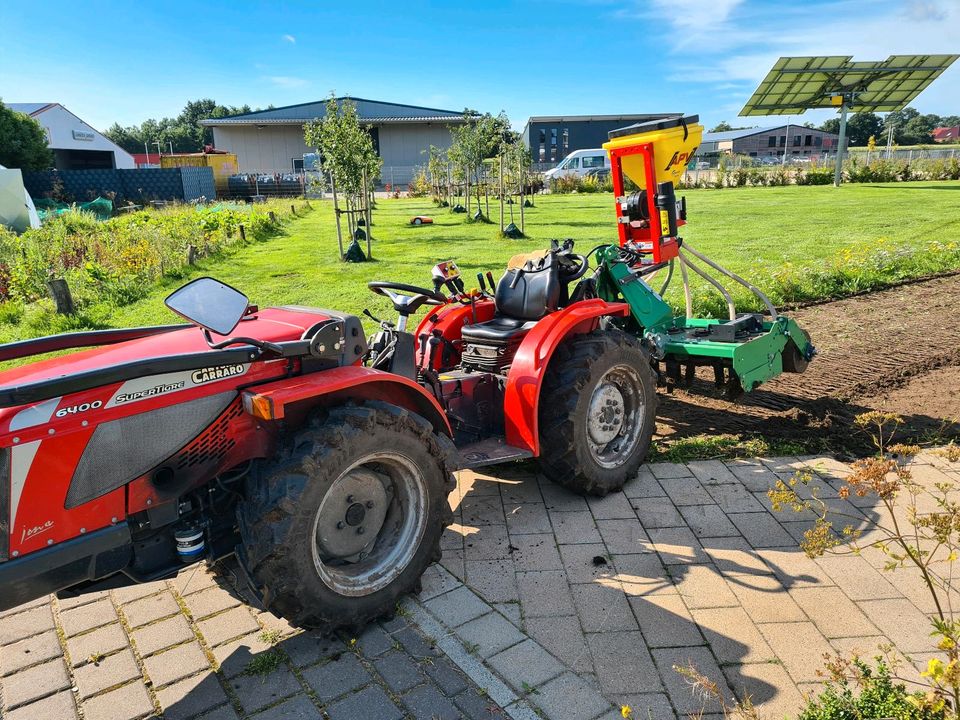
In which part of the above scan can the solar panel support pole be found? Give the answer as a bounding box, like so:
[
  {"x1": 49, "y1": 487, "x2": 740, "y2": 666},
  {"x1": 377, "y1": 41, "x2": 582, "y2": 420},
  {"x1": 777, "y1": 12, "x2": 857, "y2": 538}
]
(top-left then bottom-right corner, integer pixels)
[{"x1": 833, "y1": 96, "x2": 851, "y2": 187}]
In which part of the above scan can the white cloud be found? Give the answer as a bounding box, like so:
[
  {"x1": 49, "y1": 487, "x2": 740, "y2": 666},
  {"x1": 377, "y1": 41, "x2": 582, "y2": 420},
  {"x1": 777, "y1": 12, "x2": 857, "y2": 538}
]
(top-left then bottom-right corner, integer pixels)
[
  {"x1": 266, "y1": 76, "x2": 308, "y2": 88},
  {"x1": 282, "y1": 34, "x2": 296, "y2": 44},
  {"x1": 905, "y1": 0, "x2": 946, "y2": 21},
  {"x1": 643, "y1": 0, "x2": 960, "y2": 116}
]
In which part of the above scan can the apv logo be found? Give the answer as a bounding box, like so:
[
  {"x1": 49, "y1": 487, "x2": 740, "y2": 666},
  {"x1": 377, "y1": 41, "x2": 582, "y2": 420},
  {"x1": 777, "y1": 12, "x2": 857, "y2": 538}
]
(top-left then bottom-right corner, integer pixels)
[
  {"x1": 664, "y1": 145, "x2": 699, "y2": 171},
  {"x1": 21, "y1": 520, "x2": 54, "y2": 543}
]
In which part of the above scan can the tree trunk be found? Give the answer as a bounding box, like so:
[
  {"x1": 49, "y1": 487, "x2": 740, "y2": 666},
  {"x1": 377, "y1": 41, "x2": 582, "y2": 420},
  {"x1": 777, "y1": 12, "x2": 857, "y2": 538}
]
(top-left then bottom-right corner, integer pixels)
[{"x1": 46, "y1": 278, "x2": 74, "y2": 315}]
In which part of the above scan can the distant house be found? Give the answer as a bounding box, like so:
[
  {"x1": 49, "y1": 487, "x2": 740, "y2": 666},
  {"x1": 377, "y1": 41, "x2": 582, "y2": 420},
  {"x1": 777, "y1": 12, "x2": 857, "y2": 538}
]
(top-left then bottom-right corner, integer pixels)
[
  {"x1": 521, "y1": 114, "x2": 662, "y2": 165},
  {"x1": 6, "y1": 103, "x2": 135, "y2": 170},
  {"x1": 200, "y1": 97, "x2": 469, "y2": 186},
  {"x1": 698, "y1": 125, "x2": 842, "y2": 158},
  {"x1": 933, "y1": 126, "x2": 959, "y2": 142}
]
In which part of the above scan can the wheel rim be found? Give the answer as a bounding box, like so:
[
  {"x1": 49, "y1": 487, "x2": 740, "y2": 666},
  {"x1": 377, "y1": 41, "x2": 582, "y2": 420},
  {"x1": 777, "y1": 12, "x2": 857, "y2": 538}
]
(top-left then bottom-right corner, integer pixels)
[
  {"x1": 311, "y1": 452, "x2": 428, "y2": 597},
  {"x1": 585, "y1": 364, "x2": 646, "y2": 469}
]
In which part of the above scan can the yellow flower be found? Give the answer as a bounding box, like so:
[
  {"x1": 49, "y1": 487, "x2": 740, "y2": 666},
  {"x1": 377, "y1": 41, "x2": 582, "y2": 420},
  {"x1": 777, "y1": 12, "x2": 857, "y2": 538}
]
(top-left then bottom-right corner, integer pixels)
[
  {"x1": 620, "y1": 705, "x2": 633, "y2": 719},
  {"x1": 922, "y1": 657, "x2": 945, "y2": 681}
]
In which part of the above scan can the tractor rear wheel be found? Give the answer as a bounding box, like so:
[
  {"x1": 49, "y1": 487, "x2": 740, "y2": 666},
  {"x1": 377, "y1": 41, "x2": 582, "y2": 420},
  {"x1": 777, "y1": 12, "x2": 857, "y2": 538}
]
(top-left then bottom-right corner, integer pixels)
[
  {"x1": 238, "y1": 401, "x2": 455, "y2": 632},
  {"x1": 538, "y1": 330, "x2": 657, "y2": 496}
]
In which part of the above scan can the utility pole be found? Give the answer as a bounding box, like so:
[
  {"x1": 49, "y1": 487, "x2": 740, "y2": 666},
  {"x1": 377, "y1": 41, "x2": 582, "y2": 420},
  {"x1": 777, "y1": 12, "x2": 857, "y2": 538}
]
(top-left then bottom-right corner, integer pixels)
[
  {"x1": 833, "y1": 94, "x2": 852, "y2": 187},
  {"x1": 143, "y1": 141, "x2": 150, "y2": 165},
  {"x1": 782, "y1": 120, "x2": 791, "y2": 166}
]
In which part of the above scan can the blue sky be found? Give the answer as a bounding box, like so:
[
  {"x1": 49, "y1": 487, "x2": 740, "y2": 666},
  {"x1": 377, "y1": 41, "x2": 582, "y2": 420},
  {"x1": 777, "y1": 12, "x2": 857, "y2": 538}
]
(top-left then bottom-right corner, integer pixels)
[{"x1": 2, "y1": 0, "x2": 958, "y2": 133}]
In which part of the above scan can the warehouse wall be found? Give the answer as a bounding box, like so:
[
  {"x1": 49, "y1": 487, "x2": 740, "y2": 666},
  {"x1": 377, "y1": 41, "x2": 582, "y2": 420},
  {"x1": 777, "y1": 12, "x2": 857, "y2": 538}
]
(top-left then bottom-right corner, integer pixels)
[
  {"x1": 212, "y1": 122, "x2": 457, "y2": 186},
  {"x1": 212, "y1": 126, "x2": 311, "y2": 173}
]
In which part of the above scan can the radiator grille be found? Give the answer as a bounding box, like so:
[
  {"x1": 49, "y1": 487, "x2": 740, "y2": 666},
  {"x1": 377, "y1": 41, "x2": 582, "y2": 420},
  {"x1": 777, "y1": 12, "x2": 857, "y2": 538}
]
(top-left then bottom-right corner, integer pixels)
[{"x1": 175, "y1": 401, "x2": 243, "y2": 470}]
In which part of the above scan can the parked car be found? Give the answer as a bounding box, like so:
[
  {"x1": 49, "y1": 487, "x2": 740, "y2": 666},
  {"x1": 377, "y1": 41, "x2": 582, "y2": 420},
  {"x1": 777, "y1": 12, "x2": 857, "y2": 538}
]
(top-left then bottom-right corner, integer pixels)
[
  {"x1": 543, "y1": 149, "x2": 608, "y2": 183},
  {"x1": 582, "y1": 167, "x2": 610, "y2": 180}
]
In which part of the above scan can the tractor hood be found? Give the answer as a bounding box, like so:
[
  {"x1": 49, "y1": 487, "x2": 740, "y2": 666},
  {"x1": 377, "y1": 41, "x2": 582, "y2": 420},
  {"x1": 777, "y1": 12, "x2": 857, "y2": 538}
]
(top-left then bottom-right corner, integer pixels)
[{"x1": 0, "y1": 306, "x2": 339, "y2": 394}]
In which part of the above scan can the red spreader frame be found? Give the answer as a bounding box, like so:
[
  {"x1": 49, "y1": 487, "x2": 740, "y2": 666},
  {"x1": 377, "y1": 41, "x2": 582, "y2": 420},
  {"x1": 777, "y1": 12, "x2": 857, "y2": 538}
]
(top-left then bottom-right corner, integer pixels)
[{"x1": 609, "y1": 142, "x2": 685, "y2": 265}]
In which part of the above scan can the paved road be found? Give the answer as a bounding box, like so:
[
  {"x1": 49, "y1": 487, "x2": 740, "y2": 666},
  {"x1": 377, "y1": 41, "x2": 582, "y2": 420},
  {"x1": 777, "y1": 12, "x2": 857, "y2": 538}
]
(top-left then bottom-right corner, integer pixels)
[{"x1": 1, "y1": 451, "x2": 957, "y2": 719}]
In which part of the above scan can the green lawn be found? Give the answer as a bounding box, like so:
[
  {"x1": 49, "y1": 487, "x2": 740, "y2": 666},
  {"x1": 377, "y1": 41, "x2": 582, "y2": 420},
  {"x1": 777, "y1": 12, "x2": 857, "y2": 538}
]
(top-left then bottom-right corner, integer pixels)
[{"x1": 4, "y1": 181, "x2": 960, "y2": 341}]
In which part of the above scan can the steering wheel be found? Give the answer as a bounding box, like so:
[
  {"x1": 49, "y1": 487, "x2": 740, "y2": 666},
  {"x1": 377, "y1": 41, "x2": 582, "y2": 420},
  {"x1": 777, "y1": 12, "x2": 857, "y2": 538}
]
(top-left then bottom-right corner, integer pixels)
[
  {"x1": 367, "y1": 281, "x2": 447, "y2": 317},
  {"x1": 558, "y1": 253, "x2": 589, "y2": 282}
]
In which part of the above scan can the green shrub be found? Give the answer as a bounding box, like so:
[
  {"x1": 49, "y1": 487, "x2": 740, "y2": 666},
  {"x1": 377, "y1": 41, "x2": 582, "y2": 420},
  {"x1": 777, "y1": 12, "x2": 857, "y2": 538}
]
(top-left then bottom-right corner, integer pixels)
[
  {"x1": 0, "y1": 200, "x2": 306, "y2": 312},
  {"x1": 797, "y1": 658, "x2": 943, "y2": 720},
  {"x1": 407, "y1": 167, "x2": 431, "y2": 197}
]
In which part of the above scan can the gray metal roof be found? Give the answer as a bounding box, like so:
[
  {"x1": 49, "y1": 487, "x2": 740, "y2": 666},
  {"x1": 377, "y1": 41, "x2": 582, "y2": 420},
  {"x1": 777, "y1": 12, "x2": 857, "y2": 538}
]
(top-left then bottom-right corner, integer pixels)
[
  {"x1": 525, "y1": 113, "x2": 661, "y2": 124},
  {"x1": 6, "y1": 103, "x2": 55, "y2": 116},
  {"x1": 202, "y1": 96, "x2": 466, "y2": 126},
  {"x1": 702, "y1": 125, "x2": 838, "y2": 143}
]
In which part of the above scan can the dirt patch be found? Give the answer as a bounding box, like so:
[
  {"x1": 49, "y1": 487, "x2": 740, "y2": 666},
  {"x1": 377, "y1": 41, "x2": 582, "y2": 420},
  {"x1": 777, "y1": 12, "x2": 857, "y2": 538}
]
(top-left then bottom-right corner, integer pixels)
[
  {"x1": 863, "y1": 365, "x2": 960, "y2": 422},
  {"x1": 655, "y1": 275, "x2": 960, "y2": 454}
]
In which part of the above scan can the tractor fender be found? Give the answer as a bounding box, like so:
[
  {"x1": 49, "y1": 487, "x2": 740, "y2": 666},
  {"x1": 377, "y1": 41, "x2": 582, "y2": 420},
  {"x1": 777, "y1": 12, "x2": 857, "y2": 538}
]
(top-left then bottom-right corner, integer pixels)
[
  {"x1": 242, "y1": 366, "x2": 452, "y2": 437},
  {"x1": 504, "y1": 299, "x2": 631, "y2": 454}
]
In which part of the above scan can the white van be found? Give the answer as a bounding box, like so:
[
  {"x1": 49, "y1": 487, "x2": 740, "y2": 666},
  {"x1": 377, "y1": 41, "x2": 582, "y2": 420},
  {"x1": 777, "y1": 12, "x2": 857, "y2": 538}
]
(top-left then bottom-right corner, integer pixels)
[{"x1": 543, "y1": 149, "x2": 607, "y2": 182}]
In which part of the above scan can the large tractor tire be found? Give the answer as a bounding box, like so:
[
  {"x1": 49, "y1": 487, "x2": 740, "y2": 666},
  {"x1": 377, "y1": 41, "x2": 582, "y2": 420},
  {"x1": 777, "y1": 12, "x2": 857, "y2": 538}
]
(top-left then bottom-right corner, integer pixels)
[
  {"x1": 538, "y1": 329, "x2": 657, "y2": 496},
  {"x1": 238, "y1": 401, "x2": 455, "y2": 632}
]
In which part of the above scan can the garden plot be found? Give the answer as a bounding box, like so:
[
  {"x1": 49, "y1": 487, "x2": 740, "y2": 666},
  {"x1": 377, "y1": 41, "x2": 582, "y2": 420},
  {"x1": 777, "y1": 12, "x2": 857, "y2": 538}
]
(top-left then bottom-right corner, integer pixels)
[{"x1": 657, "y1": 272, "x2": 960, "y2": 454}]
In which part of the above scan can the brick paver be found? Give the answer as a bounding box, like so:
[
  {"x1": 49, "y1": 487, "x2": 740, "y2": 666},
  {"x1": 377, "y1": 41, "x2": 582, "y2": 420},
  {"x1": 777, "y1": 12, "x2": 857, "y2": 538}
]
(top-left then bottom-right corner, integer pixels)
[{"x1": 1, "y1": 450, "x2": 955, "y2": 720}]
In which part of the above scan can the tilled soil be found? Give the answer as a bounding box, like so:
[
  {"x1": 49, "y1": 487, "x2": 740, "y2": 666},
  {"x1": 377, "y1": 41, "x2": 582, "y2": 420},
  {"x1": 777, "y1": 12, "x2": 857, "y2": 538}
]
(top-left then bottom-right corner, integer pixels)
[{"x1": 655, "y1": 275, "x2": 960, "y2": 454}]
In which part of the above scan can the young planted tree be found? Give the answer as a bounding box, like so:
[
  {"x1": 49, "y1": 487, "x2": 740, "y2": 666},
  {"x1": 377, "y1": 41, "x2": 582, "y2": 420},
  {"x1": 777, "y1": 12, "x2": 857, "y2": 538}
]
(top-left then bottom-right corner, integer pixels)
[
  {"x1": 426, "y1": 145, "x2": 448, "y2": 206},
  {"x1": 447, "y1": 111, "x2": 509, "y2": 223},
  {"x1": 304, "y1": 96, "x2": 382, "y2": 260}
]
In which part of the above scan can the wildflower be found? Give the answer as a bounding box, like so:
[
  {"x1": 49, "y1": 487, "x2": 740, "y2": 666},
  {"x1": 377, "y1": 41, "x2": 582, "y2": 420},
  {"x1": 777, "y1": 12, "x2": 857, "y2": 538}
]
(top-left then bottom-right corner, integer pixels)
[{"x1": 620, "y1": 705, "x2": 633, "y2": 718}]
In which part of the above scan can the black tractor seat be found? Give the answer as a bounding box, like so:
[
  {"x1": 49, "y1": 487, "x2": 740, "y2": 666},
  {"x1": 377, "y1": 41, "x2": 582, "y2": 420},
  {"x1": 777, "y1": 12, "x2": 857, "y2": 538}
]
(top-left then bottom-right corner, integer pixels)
[
  {"x1": 459, "y1": 317, "x2": 538, "y2": 343},
  {"x1": 461, "y1": 253, "x2": 561, "y2": 345}
]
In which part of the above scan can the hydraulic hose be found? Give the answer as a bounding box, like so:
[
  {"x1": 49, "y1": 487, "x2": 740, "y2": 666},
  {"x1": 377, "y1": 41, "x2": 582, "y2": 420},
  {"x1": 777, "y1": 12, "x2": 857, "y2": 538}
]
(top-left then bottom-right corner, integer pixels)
[
  {"x1": 679, "y1": 251, "x2": 737, "y2": 321},
  {"x1": 682, "y1": 242, "x2": 778, "y2": 319},
  {"x1": 678, "y1": 254, "x2": 693, "y2": 319},
  {"x1": 659, "y1": 259, "x2": 674, "y2": 297}
]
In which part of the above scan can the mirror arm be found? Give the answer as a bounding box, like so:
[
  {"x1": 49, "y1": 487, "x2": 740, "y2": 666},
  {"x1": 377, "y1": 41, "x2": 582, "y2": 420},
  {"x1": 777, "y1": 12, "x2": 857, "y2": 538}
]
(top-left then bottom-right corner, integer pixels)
[{"x1": 202, "y1": 329, "x2": 275, "y2": 356}]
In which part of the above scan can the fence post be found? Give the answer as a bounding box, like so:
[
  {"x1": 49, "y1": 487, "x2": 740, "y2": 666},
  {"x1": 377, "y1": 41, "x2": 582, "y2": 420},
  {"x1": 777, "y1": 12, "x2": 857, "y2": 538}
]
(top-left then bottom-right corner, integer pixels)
[
  {"x1": 499, "y1": 154, "x2": 504, "y2": 234},
  {"x1": 239, "y1": 224, "x2": 246, "y2": 242},
  {"x1": 268, "y1": 211, "x2": 277, "y2": 223},
  {"x1": 331, "y1": 173, "x2": 344, "y2": 260},
  {"x1": 187, "y1": 244, "x2": 198, "y2": 265},
  {"x1": 362, "y1": 167, "x2": 372, "y2": 259},
  {"x1": 46, "y1": 277, "x2": 74, "y2": 315},
  {"x1": 518, "y1": 157, "x2": 525, "y2": 234}
]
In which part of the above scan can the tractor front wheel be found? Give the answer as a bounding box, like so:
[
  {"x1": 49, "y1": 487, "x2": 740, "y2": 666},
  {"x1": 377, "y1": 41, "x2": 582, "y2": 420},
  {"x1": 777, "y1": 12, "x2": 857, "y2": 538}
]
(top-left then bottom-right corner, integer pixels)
[
  {"x1": 238, "y1": 402, "x2": 455, "y2": 632},
  {"x1": 538, "y1": 330, "x2": 657, "y2": 496}
]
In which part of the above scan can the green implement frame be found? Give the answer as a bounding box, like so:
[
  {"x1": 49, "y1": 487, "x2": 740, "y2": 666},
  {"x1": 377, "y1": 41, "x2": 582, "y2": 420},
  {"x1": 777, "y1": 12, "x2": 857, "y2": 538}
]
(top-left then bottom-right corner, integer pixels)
[{"x1": 595, "y1": 245, "x2": 814, "y2": 392}]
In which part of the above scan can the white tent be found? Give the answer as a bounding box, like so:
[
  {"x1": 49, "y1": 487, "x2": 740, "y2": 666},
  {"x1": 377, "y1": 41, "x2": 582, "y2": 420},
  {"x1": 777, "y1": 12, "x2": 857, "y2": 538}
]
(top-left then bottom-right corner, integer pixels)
[{"x1": 0, "y1": 164, "x2": 41, "y2": 233}]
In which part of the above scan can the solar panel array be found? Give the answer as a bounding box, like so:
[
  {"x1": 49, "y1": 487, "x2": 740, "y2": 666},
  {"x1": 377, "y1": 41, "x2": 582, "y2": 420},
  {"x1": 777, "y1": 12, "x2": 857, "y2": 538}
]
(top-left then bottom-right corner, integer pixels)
[{"x1": 741, "y1": 55, "x2": 958, "y2": 116}]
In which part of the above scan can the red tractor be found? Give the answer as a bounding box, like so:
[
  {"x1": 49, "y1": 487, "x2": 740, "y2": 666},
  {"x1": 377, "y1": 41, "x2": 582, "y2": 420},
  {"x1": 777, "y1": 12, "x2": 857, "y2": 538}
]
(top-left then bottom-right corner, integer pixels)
[{"x1": 0, "y1": 115, "x2": 812, "y2": 631}]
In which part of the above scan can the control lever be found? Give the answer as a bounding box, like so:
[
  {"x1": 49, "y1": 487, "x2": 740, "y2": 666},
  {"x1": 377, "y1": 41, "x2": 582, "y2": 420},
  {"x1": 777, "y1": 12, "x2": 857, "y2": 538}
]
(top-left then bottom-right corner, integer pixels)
[
  {"x1": 486, "y1": 271, "x2": 496, "y2": 292},
  {"x1": 509, "y1": 268, "x2": 524, "y2": 289},
  {"x1": 417, "y1": 333, "x2": 429, "y2": 367},
  {"x1": 363, "y1": 308, "x2": 392, "y2": 328},
  {"x1": 477, "y1": 272, "x2": 487, "y2": 293}
]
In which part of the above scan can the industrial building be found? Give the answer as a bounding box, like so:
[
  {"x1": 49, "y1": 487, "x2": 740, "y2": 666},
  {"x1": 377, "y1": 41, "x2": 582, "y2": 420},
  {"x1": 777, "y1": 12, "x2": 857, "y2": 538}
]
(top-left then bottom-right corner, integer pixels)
[
  {"x1": 698, "y1": 125, "x2": 842, "y2": 159},
  {"x1": 7, "y1": 103, "x2": 135, "y2": 170},
  {"x1": 201, "y1": 97, "x2": 467, "y2": 186},
  {"x1": 521, "y1": 114, "x2": 663, "y2": 165}
]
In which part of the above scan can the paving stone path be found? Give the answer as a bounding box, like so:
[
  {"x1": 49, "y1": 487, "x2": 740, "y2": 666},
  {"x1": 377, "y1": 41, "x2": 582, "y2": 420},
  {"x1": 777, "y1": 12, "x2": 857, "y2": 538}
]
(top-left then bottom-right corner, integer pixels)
[{"x1": 1, "y1": 450, "x2": 957, "y2": 719}]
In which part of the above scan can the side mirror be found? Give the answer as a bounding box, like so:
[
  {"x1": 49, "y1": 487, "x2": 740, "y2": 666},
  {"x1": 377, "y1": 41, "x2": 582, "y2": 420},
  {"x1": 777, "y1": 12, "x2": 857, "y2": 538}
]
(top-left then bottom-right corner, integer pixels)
[{"x1": 165, "y1": 277, "x2": 249, "y2": 336}]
